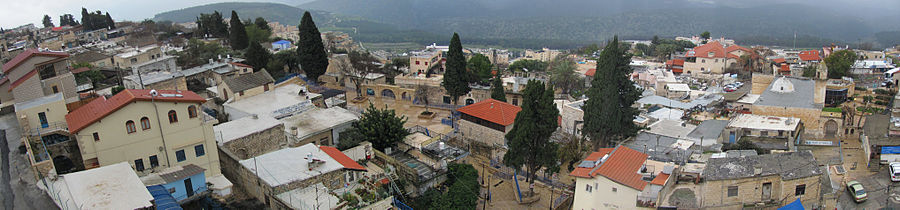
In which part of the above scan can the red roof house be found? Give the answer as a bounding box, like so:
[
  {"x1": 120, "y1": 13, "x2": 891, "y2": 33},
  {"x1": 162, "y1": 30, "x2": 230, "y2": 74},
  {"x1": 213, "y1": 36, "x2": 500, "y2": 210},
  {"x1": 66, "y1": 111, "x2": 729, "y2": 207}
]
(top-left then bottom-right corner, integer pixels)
[
  {"x1": 569, "y1": 146, "x2": 649, "y2": 190},
  {"x1": 585, "y1": 69, "x2": 597, "y2": 77},
  {"x1": 799, "y1": 50, "x2": 822, "y2": 61},
  {"x1": 319, "y1": 146, "x2": 367, "y2": 171},
  {"x1": 457, "y1": 98, "x2": 522, "y2": 126},
  {"x1": 65, "y1": 89, "x2": 206, "y2": 133}
]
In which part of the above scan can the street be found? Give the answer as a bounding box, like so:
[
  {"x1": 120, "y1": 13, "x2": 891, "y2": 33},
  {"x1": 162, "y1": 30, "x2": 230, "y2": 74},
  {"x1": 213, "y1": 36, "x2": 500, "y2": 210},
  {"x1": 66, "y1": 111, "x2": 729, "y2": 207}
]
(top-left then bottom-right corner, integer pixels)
[{"x1": 839, "y1": 165, "x2": 900, "y2": 209}]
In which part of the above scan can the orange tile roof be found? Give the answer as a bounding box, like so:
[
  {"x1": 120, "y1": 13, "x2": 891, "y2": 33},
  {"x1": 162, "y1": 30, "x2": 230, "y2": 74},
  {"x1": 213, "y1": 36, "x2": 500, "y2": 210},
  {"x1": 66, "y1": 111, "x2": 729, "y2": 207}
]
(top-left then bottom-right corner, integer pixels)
[
  {"x1": 457, "y1": 99, "x2": 522, "y2": 126},
  {"x1": 780, "y1": 64, "x2": 790, "y2": 72},
  {"x1": 65, "y1": 89, "x2": 206, "y2": 134},
  {"x1": 666, "y1": 59, "x2": 684, "y2": 66},
  {"x1": 687, "y1": 42, "x2": 726, "y2": 58},
  {"x1": 799, "y1": 50, "x2": 822, "y2": 61},
  {"x1": 72, "y1": 67, "x2": 91, "y2": 74},
  {"x1": 672, "y1": 67, "x2": 683, "y2": 73},
  {"x1": 569, "y1": 146, "x2": 648, "y2": 190},
  {"x1": 650, "y1": 172, "x2": 670, "y2": 186},
  {"x1": 772, "y1": 58, "x2": 786, "y2": 63},
  {"x1": 2, "y1": 49, "x2": 69, "y2": 74},
  {"x1": 585, "y1": 69, "x2": 596, "y2": 77},
  {"x1": 319, "y1": 146, "x2": 367, "y2": 171},
  {"x1": 229, "y1": 62, "x2": 253, "y2": 68}
]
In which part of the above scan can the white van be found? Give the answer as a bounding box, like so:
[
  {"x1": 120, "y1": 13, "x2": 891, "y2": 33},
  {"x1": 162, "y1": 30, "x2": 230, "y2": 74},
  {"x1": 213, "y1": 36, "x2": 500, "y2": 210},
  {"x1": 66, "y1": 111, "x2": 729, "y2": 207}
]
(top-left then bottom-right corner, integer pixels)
[{"x1": 890, "y1": 162, "x2": 900, "y2": 182}]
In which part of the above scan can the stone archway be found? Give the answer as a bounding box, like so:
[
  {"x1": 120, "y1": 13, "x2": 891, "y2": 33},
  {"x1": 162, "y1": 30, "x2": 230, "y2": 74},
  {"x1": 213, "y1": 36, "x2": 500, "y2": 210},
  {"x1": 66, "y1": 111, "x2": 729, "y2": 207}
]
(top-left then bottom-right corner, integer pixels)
[
  {"x1": 825, "y1": 120, "x2": 838, "y2": 138},
  {"x1": 465, "y1": 98, "x2": 475, "y2": 105},
  {"x1": 381, "y1": 89, "x2": 396, "y2": 99},
  {"x1": 401, "y1": 92, "x2": 410, "y2": 100}
]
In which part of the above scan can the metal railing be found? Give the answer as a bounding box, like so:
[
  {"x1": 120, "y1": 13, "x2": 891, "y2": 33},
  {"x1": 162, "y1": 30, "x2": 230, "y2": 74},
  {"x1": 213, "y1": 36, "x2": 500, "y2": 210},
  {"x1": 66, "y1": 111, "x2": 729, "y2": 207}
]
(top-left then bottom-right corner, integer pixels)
[{"x1": 22, "y1": 121, "x2": 69, "y2": 137}]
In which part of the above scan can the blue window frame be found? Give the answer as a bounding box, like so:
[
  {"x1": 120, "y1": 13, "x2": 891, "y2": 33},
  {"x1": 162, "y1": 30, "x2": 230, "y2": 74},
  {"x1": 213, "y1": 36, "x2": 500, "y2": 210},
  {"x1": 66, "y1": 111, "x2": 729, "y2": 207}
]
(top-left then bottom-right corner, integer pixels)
[
  {"x1": 176, "y1": 150, "x2": 186, "y2": 162},
  {"x1": 194, "y1": 144, "x2": 205, "y2": 157}
]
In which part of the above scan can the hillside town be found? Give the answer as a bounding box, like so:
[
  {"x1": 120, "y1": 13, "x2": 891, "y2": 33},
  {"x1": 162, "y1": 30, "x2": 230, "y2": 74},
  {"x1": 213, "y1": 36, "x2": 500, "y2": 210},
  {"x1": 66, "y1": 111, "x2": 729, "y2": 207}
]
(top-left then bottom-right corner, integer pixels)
[{"x1": 1, "y1": 7, "x2": 900, "y2": 210}]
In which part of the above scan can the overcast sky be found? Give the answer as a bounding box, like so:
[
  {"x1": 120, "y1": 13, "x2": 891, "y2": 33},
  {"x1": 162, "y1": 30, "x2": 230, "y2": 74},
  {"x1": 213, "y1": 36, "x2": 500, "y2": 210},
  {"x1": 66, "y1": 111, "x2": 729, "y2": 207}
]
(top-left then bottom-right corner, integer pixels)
[{"x1": 0, "y1": 0, "x2": 310, "y2": 29}]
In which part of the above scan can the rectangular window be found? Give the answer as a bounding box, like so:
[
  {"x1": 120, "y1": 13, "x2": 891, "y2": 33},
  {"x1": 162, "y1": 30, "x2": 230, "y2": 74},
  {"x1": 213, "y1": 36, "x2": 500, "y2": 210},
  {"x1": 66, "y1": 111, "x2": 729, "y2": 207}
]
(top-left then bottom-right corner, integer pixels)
[
  {"x1": 760, "y1": 131, "x2": 768, "y2": 136},
  {"x1": 512, "y1": 98, "x2": 519, "y2": 106},
  {"x1": 612, "y1": 187, "x2": 617, "y2": 192},
  {"x1": 264, "y1": 84, "x2": 269, "y2": 91},
  {"x1": 92, "y1": 132, "x2": 100, "y2": 141},
  {"x1": 727, "y1": 186, "x2": 738, "y2": 197},
  {"x1": 194, "y1": 144, "x2": 205, "y2": 157},
  {"x1": 149, "y1": 155, "x2": 159, "y2": 168},
  {"x1": 176, "y1": 150, "x2": 186, "y2": 162},
  {"x1": 795, "y1": 184, "x2": 806, "y2": 196},
  {"x1": 415, "y1": 61, "x2": 420, "y2": 65},
  {"x1": 51, "y1": 86, "x2": 59, "y2": 93},
  {"x1": 585, "y1": 184, "x2": 591, "y2": 192},
  {"x1": 134, "y1": 159, "x2": 144, "y2": 171}
]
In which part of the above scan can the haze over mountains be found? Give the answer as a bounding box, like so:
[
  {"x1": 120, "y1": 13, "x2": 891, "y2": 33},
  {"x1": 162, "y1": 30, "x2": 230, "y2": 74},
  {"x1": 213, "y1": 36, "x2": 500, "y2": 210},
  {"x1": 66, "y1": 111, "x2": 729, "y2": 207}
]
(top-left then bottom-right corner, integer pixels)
[{"x1": 154, "y1": 0, "x2": 900, "y2": 48}]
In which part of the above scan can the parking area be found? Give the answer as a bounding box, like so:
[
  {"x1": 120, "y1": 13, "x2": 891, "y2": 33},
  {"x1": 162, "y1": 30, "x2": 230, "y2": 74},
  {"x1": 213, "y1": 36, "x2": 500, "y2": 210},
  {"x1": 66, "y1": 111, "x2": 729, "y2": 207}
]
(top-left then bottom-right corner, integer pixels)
[{"x1": 839, "y1": 165, "x2": 900, "y2": 209}]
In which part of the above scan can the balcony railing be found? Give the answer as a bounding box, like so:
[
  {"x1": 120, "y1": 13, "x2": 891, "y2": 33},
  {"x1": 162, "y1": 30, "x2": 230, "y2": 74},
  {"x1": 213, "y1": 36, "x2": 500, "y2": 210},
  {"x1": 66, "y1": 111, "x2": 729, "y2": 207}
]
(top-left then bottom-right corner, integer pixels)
[{"x1": 22, "y1": 121, "x2": 69, "y2": 137}]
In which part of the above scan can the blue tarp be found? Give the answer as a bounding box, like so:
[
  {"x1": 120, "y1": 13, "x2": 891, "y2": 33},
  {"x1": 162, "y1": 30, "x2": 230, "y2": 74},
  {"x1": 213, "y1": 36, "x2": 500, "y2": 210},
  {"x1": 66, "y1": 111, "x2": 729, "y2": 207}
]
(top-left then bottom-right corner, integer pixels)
[
  {"x1": 147, "y1": 185, "x2": 183, "y2": 210},
  {"x1": 778, "y1": 198, "x2": 804, "y2": 210},
  {"x1": 883, "y1": 146, "x2": 900, "y2": 154},
  {"x1": 273, "y1": 40, "x2": 291, "y2": 45}
]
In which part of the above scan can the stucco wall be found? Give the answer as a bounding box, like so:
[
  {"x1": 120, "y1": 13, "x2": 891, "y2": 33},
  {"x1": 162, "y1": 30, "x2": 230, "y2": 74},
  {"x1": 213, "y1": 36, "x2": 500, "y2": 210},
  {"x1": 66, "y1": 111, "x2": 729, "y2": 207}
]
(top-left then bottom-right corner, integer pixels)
[{"x1": 572, "y1": 176, "x2": 642, "y2": 210}]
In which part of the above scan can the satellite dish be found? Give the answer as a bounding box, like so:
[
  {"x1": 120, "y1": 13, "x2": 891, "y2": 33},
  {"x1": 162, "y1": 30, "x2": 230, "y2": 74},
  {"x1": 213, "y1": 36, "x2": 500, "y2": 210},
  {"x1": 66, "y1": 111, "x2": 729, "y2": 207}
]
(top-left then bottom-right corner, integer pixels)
[{"x1": 149, "y1": 89, "x2": 159, "y2": 97}]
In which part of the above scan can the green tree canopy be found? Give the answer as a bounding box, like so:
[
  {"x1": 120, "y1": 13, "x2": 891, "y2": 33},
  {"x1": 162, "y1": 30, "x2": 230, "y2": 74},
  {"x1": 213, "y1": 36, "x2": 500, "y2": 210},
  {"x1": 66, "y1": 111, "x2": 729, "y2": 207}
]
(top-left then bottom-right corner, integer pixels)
[
  {"x1": 549, "y1": 55, "x2": 580, "y2": 94},
  {"x1": 344, "y1": 103, "x2": 410, "y2": 151},
  {"x1": 825, "y1": 50, "x2": 857, "y2": 79},
  {"x1": 245, "y1": 24, "x2": 272, "y2": 44},
  {"x1": 701, "y1": 31, "x2": 711, "y2": 40},
  {"x1": 467, "y1": 53, "x2": 492, "y2": 83},
  {"x1": 195, "y1": 11, "x2": 228, "y2": 38},
  {"x1": 490, "y1": 71, "x2": 507, "y2": 102},
  {"x1": 59, "y1": 14, "x2": 78, "y2": 26},
  {"x1": 503, "y1": 80, "x2": 560, "y2": 195},
  {"x1": 228, "y1": 11, "x2": 249, "y2": 50},
  {"x1": 441, "y1": 33, "x2": 471, "y2": 105},
  {"x1": 254, "y1": 17, "x2": 271, "y2": 32},
  {"x1": 80, "y1": 8, "x2": 114, "y2": 31},
  {"x1": 175, "y1": 38, "x2": 232, "y2": 68},
  {"x1": 582, "y1": 36, "x2": 642, "y2": 150},
  {"x1": 802, "y1": 65, "x2": 817, "y2": 78},
  {"x1": 508, "y1": 59, "x2": 548, "y2": 72},
  {"x1": 245, "y1": 41, "x2": 271, "y2": 70},
  {"x1": 297, "y1": 11, "x2": 329, "y2": 83},
  {"x1": 42, "y1": 15, "x2": 54, "y2": 28}
]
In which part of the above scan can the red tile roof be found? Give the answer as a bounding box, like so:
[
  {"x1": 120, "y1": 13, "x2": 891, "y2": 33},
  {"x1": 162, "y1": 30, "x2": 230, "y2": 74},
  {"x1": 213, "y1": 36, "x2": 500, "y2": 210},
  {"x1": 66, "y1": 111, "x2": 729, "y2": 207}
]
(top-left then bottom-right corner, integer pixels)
[
  {"x1": 2, "y1": 49, "x2": 69, "y2": 74},
  {"x1": 72, "y1": 67, "x2": 91, "y2": 74},
  {"x1": 457, "y1": 99, "x2": 522, "y2": 126},
  {"x1": 772, "y1": 58, "x2": 786, "y2": 64},
  {"x1": 650, "y1": 172, "x2": 670, "y2": 186},
  {"x1": 229, "y1": 62, "x2": 252, "y2": 68},
  {"x1": 319, "y1": 146, "x2": 367, "y2": 171},
  {"x1": 585, "y1": 69, "x2": 596, "y2": 77},
  {"x1": 569, "y1": 146, "x2": 648, "y2": 190},
  {"x1": 799, "y1": 50, "x2": 822, "y2": 61},
  {"x1": 0, "y1": 77, "x2": 7, "y2": 85},
  {"x1": 65, "y1": 89, "x2": 206, "y2": 133},
  {"x1": 666, "y1": 59, "x2": 684, "y2": 66},
  {"x1": 687, "y1": 42, "x2": 754, "y2": 60},
  {"x1": 672, "y1": 67, "x2": 683, "y2": 73},
  {"x1": 780, "y1": 64, "x2": 790, "y2": 72}
]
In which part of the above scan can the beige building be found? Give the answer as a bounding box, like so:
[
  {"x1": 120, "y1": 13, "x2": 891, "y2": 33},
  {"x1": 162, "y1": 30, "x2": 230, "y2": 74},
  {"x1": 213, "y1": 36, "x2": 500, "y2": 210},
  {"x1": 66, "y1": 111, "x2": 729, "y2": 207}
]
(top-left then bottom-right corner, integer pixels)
[
  {"x1": 523, "y1": 48, "x2": 561, "y2": 62},
  {"x1": 0, "y1": 49, "x2": 79, "y2": 107},
  {"x1": 751, "y1": 76, "x2": 840, "y2": 140},
  {"x1": 218, "y1": 70, "x2": 274, "y2": 102},
  {"x1": 113, "y1": 45, "x2": 163, "y2": 70},
  {"x1": 683, "y1": 42, "x2": 753, "y2": 74},
  {"x1": 281, "y1": 107, "x2": 358, "y2": 147},
  {"x1": 15, "y1": 93, "x2": 81, "y2": 176},
  {"x1": 700, "y1": 151, "x2": 823, "y2": 209},
  {"x1": 69, "y1": 51, "x2": 112, "y2": 68},
  {"x1": 571, "y1": 146, "x2": 668, "y2": 209},
  {"x1": 409, "y1": 50, "x2": 442, "y2": 75},
  {"x1": 65, "y1": 89, "x2": 221, "y2": 177}
]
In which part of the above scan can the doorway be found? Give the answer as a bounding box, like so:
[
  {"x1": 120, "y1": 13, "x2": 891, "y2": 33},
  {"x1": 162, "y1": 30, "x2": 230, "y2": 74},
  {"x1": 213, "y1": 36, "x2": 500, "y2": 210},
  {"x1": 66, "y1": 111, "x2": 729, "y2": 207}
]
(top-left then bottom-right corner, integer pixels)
[
  {"x1": 762, "y1": 182, "x2": 772, "y2": 200},
  {"x1": 184, "y1": 178, "x2": 194, "y2": 197}
]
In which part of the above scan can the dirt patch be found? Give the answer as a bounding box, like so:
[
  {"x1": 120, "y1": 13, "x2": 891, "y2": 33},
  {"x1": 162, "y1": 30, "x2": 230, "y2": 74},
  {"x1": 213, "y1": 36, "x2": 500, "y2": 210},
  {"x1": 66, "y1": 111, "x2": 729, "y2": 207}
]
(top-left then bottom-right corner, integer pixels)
[{"x1": 668, "y1": 188, "x2": 698, "y2": 208}]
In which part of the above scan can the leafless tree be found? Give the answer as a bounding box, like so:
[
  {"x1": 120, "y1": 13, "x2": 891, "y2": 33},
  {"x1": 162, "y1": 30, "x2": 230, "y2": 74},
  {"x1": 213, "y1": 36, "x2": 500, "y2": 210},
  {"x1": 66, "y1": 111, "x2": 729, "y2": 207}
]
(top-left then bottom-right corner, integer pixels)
[{"x1": 337, "y1": 51, "x2": 381, "y2": 99}]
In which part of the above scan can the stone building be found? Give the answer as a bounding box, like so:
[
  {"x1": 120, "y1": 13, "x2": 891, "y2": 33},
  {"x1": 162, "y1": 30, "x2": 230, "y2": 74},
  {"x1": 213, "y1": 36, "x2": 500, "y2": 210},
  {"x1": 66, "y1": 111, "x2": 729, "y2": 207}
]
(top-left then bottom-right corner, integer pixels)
[
  {"x1": 751, "y1": 76, "x2": 841, "y2": 140},
  {"x1": 700, "y1": 151, "x2": 824, "y2": 209},
  {"x1": 0, "y1": 49, "x2": 79, "y2": 107},
  {"x1": 457, "y1": 99, "x2": 521, "y2": 158},
  {"x1": 218, "y1": 70, "x2": 275, "y2": 102}
]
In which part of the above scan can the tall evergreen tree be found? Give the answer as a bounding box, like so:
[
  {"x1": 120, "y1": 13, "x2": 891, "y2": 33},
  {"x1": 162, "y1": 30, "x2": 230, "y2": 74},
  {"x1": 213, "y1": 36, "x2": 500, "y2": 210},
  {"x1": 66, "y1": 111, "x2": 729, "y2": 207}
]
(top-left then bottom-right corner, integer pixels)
[
  {"x1": 42, "y1": 15, "x2": 54, "y2": 28},
  {"x1": 503, "y1": 80, "x2": 559, "y2": 195},
  {"x1": 228, "y1": 11, "x2": 249, "y2": 50},
  {"x1": 81, "y1": 8, "x2": 92, "y2": 31},
  {"x1": 442, "y1": 33, "x2": 471, "y2": 105},
  {"x1": 105, "y1": 12, "x2": 115, "y2": 29},
  {"x1": 245, "y1": 41, "x2": 270, "y2": 70},
  {"x1": 582, "y1": 36, "x2": 642, "y2": 150},
  {"x1": 254, "y1": 17, "x2": 271, "y2": 32},
  {"x1": 297, "y1": 11, "x2": 329, "y2": 83},
  {"x1": 490, "y1": 70, "x2": 507, "y2": 102}
]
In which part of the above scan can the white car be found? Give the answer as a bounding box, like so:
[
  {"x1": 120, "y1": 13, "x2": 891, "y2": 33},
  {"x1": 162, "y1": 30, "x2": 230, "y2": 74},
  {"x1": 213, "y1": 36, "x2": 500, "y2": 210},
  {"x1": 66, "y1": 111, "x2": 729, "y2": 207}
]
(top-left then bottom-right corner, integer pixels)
[{"x1": 891, "y1": 162, "x2": 900, "y2": 182}]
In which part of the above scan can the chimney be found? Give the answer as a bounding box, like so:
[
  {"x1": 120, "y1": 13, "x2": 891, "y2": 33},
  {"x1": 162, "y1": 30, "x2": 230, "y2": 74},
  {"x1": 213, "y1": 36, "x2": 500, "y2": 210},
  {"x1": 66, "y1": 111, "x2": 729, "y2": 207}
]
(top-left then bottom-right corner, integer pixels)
[
  {"x1": 208, "y1": 58, "x2": 214, "y2": 64},
  {"x1": 290, "y1": 126, "x2": 298, "y2": 136}
]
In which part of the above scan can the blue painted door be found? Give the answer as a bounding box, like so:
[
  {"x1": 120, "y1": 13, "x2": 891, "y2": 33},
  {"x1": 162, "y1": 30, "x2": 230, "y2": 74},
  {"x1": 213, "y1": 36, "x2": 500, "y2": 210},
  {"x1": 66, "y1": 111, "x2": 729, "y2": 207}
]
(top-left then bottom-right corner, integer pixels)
[
  {"x1": 729, "y1": 132, "x2": 736, "y2": 143},
  {"x1": 38, "y1": 112, "x2": 48, "y2": 128}
]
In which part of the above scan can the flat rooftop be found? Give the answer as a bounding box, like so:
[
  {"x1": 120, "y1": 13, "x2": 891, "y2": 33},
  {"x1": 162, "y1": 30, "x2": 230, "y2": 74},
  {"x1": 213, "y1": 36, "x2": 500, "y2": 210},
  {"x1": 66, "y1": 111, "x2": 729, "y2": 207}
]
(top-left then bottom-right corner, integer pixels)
[
  {"x1": 728, "y1": 114, "x2": 800, "y2": 131},
  {"x1": 14, "y1": 92, "x2": 63, "y2": 111},
  {"x1": 645, "y1": 119, "x2": 697, "y2": 139},
  {"x1": 755, "y1": 76, "x2": 820, "y2": 109},
  {"x1": 52, "y1": 162, "x2": 154, "y2": 209},
  {"x1": 239, "y1": 143, "x2": 344, "y2": 187},
  {"x1": 637, "y1": 94, "x2": 722, "y2": 110},
  {"x1": 281, "y1": 107, "x2": 358, "y2": 140},
  {"x1": 124, "y1": 70, "x2": 184, "y2": 85},
  {"x1": 275, "y1": 183, "x2": 340, "y2": 210},
  {"x1": 213, "y1": 115, "x2": 282, "y2": 145},
  {"x1": 224, "y1": 83, "x2": 321, "y2": 119}
]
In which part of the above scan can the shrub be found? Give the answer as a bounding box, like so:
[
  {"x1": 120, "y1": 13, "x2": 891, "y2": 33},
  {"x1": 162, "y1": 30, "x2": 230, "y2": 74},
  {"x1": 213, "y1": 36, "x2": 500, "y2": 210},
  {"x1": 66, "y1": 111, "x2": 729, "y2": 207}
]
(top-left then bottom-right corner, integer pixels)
[{"x1": 855, "y1": 86, "x2": 867, "y2": 91}]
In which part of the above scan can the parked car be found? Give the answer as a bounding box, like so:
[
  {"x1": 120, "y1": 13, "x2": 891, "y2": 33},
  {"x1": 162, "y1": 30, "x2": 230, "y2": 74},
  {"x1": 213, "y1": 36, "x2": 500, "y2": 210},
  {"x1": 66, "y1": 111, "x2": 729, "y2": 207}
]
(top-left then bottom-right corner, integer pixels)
[
  {"x1": 846, "y1": 180, "x2": 868, "y2": 203},
  {"x1": 891, "y1": 162, "x2": 900, "y2": 181},
  {"x1": 724, "y1": 87, "x2": 736, "y2": 92}
]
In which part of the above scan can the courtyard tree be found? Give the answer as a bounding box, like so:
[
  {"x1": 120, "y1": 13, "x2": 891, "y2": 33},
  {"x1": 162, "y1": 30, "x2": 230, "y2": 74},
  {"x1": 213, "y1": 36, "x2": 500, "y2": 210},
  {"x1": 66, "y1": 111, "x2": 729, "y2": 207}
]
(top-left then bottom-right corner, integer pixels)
[
  {"x1": 549, "y1": 55, "x2": 580, "y2": 94},
  {"x1": 297, "y1": 11, "x2": 329, "y2": 83},
  {"x1": 442, "y1": 33, "x2": 471, "y2": 105},
  {"x1": 415, "y1": 83, "x2": 438, "y2": 114},
  {"x1": 345, "y1": 103, "x2": 410, "y2": 151},
  {"x1": 244, "y1": 41, "x2": 270, "y2": 70},
  {"x1": 582, "y1": 36, "x2": 642, "y2": 150},
  {"x1": 503, "y1": 80, "x2": 560, "y2": 196},
  {"x1": 338, "y1": 51, "x2": 381, "y2": 99},
  {"x1": 825, "y1": 50, "x2": 857, "y2": 79},
  {"x1": 490, "y1": 70, "x2": 507, "y2": 102},
  {"x1": 467, "y1": 53, "x2": 492, "y2": 83}
]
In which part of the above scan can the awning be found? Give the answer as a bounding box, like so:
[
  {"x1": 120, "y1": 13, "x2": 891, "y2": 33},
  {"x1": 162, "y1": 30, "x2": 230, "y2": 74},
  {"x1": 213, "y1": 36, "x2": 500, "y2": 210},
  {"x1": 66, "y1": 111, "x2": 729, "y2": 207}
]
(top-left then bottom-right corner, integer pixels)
[{"x1": 777, "y1": 198, "x2": 804, "y2": 210}]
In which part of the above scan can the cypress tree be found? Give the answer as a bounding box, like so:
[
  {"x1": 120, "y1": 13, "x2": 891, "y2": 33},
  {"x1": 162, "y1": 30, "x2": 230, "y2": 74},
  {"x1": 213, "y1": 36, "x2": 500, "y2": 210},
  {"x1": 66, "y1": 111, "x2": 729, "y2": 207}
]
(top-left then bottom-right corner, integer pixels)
[
  {"x1": 582, "y1": 36, "x2": 641, "y2": 150},
  {"x1": 297, "y1": 11, "x2": 328, "y2": 83},
  {"x1": 490, "y1": 70, "x2": 507, "y2": 102},
  {"x1": 228, "y1": 11, "x2": 249, "y2": 50},
  {"x1": 81, "y1": 8, "x2": 92, "y2": 31},
  {"x1": 442, "y1": 33, "x2": 470, "y2": 105},
  {"x1": 105, "y1": 12, "x2": 115, "y2": 29},
  {"x1": 42, "y1": 15, "x2": 54, "y2": 28},
  {"x1": 245, "y1": 41, "x2": 270, "y2": 70},
  {"x1": 503, "y1": 80, "x2": 559, "y2": 195}
]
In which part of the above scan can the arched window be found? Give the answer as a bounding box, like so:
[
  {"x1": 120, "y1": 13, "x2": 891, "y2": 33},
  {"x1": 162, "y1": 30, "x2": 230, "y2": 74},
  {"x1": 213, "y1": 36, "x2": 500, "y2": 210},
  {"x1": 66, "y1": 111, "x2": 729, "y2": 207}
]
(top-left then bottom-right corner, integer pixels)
[
  {"x1": 168, "y1": 110, "x2": 178, "y2": 123},
  {"x1": 188, "y1": 105, "x2": 198, "y2": 118},
  {"x1": 125, "y1": 120, "x2": 136, "y2": 134},
  {"x1": 140, "y1": 117, "x2": 151, "y2": 130}
]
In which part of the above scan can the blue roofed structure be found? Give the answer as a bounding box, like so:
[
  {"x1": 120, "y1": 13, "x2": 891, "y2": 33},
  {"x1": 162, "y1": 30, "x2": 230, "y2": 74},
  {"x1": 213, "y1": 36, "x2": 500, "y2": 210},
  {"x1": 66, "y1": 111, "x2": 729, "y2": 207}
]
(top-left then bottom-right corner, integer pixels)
[
  {"x1": 777, "y1": 198, "x2": 804, "y2": 210},
  {"x1": 147, "y1": 185, "x2": 183, "y2": 210},
  {"x1": 883, "y1": 146, "x2": 900, "y2": 154}
]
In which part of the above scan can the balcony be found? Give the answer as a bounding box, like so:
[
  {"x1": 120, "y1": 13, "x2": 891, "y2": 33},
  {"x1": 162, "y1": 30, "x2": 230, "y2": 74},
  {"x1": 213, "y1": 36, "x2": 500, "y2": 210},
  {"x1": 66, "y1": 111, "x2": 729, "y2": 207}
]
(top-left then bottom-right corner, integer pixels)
[{"x1": 22, "y1": 121, "x2": 69, "y2": 137}]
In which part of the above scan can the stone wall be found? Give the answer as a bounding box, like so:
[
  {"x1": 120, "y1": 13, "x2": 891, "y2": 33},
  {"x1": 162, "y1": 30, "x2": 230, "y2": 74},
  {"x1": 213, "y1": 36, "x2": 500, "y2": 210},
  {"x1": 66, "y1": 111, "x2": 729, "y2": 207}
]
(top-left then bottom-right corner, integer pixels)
[
  {"x1": 700, "y1": 175, "x2": 821, "y2": 209},
  {"x1": 220, "y1": 123, "x2": 287, "y2": 160},
  {"x1": 752, "y1": 105, "x2": 840, "y2": 139},
  {"x1": 751, "y1": 74, "x2": 775, "y2": 95}
]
